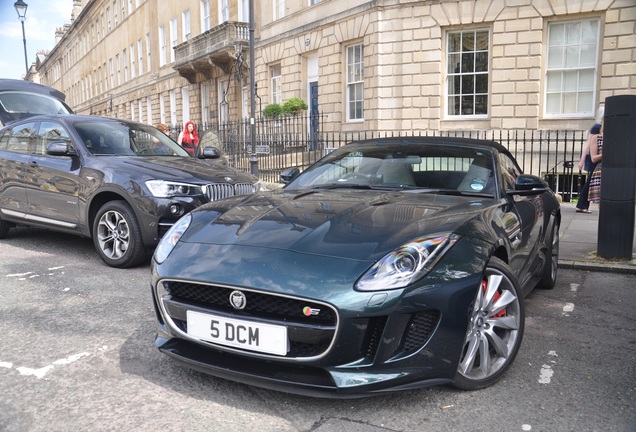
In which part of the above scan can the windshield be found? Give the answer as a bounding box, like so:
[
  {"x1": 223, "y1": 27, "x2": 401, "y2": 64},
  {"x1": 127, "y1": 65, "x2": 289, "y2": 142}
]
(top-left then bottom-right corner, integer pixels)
[
  {"x1": 73, "y1": 120, "x2": 190, "y2": 157},
  {"x1": 286, "y1": 143, "x2": 497, "y2": 196},
  {"x1": 0, "y1": 92, "x2": 73, "y2": 126}
]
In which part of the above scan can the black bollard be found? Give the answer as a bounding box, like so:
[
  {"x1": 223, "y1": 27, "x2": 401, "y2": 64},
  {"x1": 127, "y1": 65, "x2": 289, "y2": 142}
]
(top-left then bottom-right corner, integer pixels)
[{"x1": 597, "y1": 95, "x2": 636, "y2": 259}]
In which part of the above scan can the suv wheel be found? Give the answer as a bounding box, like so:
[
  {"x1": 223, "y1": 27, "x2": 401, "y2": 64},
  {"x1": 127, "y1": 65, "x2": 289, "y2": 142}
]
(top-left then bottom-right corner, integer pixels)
[{"x1": 93, "y1": 201, "x2": 147, "y2": 268}]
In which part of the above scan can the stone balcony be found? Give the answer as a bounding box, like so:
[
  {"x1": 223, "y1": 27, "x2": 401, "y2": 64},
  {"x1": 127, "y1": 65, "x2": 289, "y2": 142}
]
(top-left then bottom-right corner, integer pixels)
[{"x1": 173, "y1": 21, "x2": 249, "y2": 83}]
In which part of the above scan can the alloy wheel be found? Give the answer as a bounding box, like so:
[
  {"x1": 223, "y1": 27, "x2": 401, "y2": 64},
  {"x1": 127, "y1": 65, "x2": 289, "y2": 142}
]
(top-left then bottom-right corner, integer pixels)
[{"x1": 457, "y1": 264, "x2": 522, "y2": 385}]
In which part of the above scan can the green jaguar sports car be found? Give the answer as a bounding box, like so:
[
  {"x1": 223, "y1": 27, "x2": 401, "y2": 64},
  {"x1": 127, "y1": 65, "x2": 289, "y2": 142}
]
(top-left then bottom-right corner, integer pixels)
[{"x1": 151, "y1": 136, "x2": 561, "y2": 397}]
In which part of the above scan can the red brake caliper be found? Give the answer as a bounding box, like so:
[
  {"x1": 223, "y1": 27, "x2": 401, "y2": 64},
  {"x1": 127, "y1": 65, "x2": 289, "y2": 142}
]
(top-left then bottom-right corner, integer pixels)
[{"x1": 482, "y1": 279, "x2": 506, "y2": 318}]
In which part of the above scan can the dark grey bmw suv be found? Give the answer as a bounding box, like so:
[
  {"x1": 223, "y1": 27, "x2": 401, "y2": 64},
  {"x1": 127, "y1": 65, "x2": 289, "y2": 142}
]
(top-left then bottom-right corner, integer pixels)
[{"x1": 0, "y1": 114, "x2": 264, "y2": 268}]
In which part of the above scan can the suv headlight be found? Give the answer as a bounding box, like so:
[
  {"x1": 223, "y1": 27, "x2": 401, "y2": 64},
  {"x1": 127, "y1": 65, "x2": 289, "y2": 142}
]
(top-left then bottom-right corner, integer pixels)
[
  {"x1": 356, "y1": 233, "x2": 460, "y2": 291},
  {"x1": 146, "y1": 180, "x2": 203, "y2": 198}
]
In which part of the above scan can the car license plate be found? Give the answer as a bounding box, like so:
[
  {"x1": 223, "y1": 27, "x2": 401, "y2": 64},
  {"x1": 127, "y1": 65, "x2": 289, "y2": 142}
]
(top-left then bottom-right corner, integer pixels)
[{"x1": 187, "y1": 310, "x2": 288, "y2": 356}]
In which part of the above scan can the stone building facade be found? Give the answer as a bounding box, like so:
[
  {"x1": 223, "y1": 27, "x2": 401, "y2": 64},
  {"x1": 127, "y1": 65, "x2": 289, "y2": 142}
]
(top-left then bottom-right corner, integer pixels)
[{"x1": 38, "y1": 0, "x2": 635, "y2": 134}]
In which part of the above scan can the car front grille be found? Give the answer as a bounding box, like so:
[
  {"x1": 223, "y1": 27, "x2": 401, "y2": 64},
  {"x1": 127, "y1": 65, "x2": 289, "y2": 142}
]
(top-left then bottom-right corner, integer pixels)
[
  {"x1": 163, "y1": 281, "x2": 337, "y2": 359},
  {"x1": 204, "y1": 183, "x2": 255, "y2": 201}
]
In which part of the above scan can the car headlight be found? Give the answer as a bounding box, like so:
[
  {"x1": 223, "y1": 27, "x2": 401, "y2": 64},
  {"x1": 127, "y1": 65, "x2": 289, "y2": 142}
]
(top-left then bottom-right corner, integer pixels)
[
  {"x1": 146, "y1": 180, "x2": 203, "y2": 198},
  {"x1": 356, "y1": 233, "x2": 460, "y2": 291},
  {"x1": 154, "y1": 213, "x2": 192, "y2": 264}
]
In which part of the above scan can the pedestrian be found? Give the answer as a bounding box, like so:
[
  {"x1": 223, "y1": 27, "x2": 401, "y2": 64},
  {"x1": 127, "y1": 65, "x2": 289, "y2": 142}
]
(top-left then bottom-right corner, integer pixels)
[
  {"x1": 588, "y1": 120, "x2": 604, "y2": 203},
  {"x1": 155, "y1": 123, "x2": 169, "y2": 135},
  {"x1": 576, "y1": 106, "x2": 603, "y2": 213},
  {"x1": 177, "y1": 121, "x2": 199, "y2": 157}
]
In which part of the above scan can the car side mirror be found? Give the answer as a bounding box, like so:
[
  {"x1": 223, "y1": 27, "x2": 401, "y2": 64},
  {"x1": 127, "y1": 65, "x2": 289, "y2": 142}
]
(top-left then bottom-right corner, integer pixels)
[
  {"x1": 507, "y1": 174, "x2": 548, "y2": 196},
  {"x1": 45, "y1": 141, "x2": 77, "y2": 157},
  {"x1": 280, "y1": 167, "x2": 300, "y2": 184},
  {"x1": 198, "y1": 146, "x2": 222, "y2": 159}
]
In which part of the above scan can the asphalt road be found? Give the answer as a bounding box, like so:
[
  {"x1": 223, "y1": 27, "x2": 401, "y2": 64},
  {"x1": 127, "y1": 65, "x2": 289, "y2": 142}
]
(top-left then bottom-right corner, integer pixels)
[{"x1": 0, "y1": 227, "x2": 634, "y2": 432}]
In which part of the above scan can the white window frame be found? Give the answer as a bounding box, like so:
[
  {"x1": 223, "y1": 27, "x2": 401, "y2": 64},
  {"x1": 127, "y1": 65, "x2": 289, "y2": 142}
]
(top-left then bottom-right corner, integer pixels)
[
  {"x1": 123, "y1": 49, "x2": 128, "y2": 81},
  {"x1": 201, "y1": 0, "x2": 211, "y2": 32},
  {"x1": 238, "y1": 0, "x2": 248, "y2": 22},
  {"x1": 182, "y1": 10, "x2": 191, "y2": 42},
  {"x1": 274, "y1": 0, "x2": 285, "y2": 20},
  {"x1": 445, "y1": 29, "x2": 490, "y2": 118},
  {"x1": 130, "y1": 44, "x2": 136, "y2": 79},
  {"x1": 113, "y1": 1, "x2": 118, "y2": 26},
  {"x1": 544, "y1": 18, "x2": 600, "y2": 118},
  {"x1": 170, "y1": 19, "x2": 178, "y2": 63},
  {"x1": 109, "y1": 58, "x2": 114, "y2": 89},
  {"x1": 116, "y1": 54, "x2": 121, "y2": 85},
  {"x1": 159, "y1": 25, "x2": 166, "y2": 67},
  {"x1": 169, "y1": 91, "x2": 177, "y2": 125},
  {"x1": 219, "y1": 0, "x2": 229, "y2": 23},
  {"x1": 346, "y1": 43, "x2": 364, "y2": 122},
  {"x1": 201, "y1": 83, "x2": 210, "y2": 125},
  {"x1": 138, "y1": 99, "x2": 144, "y2": 123},
  {"x1": 270, "y1": 64, "x2": 282, "y2": 104},
  {"x1": 137, "y1": 39, "x2": 144, "y2": 75},
  {"x1": 146, "y1": 33, "x2": 151, "y2": 72}
]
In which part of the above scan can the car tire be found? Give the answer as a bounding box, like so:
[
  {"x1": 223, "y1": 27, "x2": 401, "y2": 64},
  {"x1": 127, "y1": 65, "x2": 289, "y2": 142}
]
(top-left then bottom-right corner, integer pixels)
[
  {"x1": 0, "y1": 218, "x2": 11, "y2": 239},
  {"x1": 92, "y1": 200, "x2": 147, "y2": 268},
  {"x1": 536, "y1": 220, "x2": 560, "y2": 290},
  {"x1": 454, "y1": 256, "x2": 525, "y2": 390}
]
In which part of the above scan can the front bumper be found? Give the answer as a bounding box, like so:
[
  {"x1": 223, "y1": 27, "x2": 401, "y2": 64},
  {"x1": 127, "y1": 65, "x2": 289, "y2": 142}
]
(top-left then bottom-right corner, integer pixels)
[{"x1": 150, "y1": 237, "x2": 490, "y2": 397}]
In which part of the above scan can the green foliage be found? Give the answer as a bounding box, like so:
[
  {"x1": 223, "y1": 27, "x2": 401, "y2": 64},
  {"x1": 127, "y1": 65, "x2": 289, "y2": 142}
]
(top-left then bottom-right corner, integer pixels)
[
  {"x1": 262, "y1": 103, "x2": 282, "y2": 118},
  {"x1": 281, "y1": 97, "x2": 308, "y2": 115}
]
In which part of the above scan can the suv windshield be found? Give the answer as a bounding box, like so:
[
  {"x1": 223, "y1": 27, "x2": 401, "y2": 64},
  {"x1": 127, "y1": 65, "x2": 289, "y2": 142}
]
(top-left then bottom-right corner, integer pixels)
[{"x1": 0, "y1": 92, "x2": 73, "y2": 126}]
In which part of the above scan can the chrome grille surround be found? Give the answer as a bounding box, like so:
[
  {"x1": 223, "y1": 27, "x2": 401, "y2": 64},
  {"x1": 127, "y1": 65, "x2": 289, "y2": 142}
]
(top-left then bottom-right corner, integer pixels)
[
  {"x1": 204, "y1": 183, "x2": 255, "y2": 201},
  {"x1": 156, "y1": 279, "x2": 340, "y2": 361}
]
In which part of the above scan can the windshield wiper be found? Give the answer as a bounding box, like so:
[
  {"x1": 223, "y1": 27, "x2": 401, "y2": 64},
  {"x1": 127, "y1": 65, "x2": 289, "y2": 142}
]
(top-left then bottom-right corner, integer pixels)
[{"x1": 405, "y1": 188, "x2": 494, "y2": 198}]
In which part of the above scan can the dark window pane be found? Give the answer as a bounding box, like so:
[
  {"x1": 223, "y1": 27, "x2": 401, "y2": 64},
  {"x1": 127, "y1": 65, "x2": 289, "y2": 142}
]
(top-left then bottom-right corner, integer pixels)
[
  {"x1": 462, "y1": 75, "x2": 474, "y2": 94},
  {"x1": 475, "y1": 95, "x2": 488, "y2": 115},
  {"x1": 476, "y1": 74, "x2": 488, "y2": 93},
  {"x1": 448, "y1": 96, "x2": 460, "y2": 115},
  {"x1": 448, "y1": 33, "x2": 461, "y2": 52},
  {"x1": 461, "y1": 53, "x2": 474, "y2": 73},
  {"x1": 475, "y1": 51, "x2": 488, "y2": 72},
  {"x1": 448, "y1": 53, "x2": 460, "y2": 73},
  {"x1": 461, "y1": 96, "x2": 474, "y2": 115},
  {"x1": 475, "y1": 31, "x2": 489, "y2": 50},
  {"x1": 449, "y1": 75, "x2": 460, "y2": 95}
]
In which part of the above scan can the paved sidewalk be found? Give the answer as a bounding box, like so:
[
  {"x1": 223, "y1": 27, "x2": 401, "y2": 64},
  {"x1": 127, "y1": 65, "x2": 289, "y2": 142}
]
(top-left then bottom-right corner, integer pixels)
[{"x1": 558, "y1": 202, "x2": 636, "y2": 274}]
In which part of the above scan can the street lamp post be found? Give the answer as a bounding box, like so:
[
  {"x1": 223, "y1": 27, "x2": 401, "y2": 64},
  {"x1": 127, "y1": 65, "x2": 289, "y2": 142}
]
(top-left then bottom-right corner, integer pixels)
[{"x1": 14, "y1": 0, "x2": 29, "y2": 79}]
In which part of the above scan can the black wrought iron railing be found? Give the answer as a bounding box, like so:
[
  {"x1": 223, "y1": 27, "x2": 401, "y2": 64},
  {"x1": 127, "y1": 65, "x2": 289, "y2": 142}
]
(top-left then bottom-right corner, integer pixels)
[{"x1": 168, "y1": 114, "x2": 588, "y2": 202}]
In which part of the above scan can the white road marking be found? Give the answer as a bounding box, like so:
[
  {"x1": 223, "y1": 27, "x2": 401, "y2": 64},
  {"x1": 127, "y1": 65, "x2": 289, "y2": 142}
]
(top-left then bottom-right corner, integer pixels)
[
  {"x1": 3, "y1": 350, "x2": 96, "y2": 379},
  {"x1": 570, "y1": 283, "x2": 579, "y2": 292},
  {"x1": 522, "y1": 425, "x2": 532, "y2": 431},
  {"x1": 6, "y1": 272, "x2": 32, "y2": 278},
  {"x1": 539, "y1": 364, "x2": 554, "y2": 384},
  {"x1": 563, "y1": 302, "x2": 575, "y2": 315}
]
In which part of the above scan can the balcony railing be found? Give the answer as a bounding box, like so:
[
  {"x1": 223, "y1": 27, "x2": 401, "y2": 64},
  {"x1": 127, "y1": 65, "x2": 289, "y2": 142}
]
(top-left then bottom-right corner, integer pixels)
[{"x1": 173, "y1": 21, "x2": 249, "y2": 83}]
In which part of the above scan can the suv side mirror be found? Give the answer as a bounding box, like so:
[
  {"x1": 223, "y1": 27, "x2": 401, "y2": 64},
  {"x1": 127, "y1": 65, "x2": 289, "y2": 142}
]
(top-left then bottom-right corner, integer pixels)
[
  {"x1": 45, "y1": 141, "x2": 77, "y2": 157},
  {"x1": 198, "y1": 146, "x2": 222, "y2": 159}
]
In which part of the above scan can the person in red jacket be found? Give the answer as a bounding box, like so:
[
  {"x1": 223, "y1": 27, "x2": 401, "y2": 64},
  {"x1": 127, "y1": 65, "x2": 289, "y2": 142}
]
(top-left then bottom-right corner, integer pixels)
[{"x1": 177, "y1": 121, "x2": 199, "y2": 156}]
